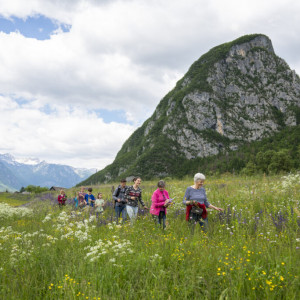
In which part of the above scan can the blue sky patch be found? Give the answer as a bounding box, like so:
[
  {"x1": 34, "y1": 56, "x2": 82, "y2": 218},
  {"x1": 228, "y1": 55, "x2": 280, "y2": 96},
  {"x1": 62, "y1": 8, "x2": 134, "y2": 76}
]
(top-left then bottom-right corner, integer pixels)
[
  {"x1": 93, "y1": 109, "x2": 131, "y2": 124},
  {"x1": 0, "y1": 15, "x2": 70, "y2": 40},
  {"x1": 40, "y1": 104, "x2": 55, "y2": 115},
  {"x1": 14, "y1": 97, "x2": 31, "y2": 106}
]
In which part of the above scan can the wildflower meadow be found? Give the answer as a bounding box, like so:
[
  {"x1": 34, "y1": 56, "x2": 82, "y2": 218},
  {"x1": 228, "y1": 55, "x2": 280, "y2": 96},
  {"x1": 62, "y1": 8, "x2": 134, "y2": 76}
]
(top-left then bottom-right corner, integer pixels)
[{"x1": 0, "y1": 174, "x2": 299, "y2": 299}]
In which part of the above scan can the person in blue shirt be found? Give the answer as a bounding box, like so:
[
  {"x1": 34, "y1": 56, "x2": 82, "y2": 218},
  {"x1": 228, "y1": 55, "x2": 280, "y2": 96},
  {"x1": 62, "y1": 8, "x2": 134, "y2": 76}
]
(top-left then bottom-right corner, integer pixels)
[{"x1": 85, "y1": 188, "x2": 96, "y2": 207}]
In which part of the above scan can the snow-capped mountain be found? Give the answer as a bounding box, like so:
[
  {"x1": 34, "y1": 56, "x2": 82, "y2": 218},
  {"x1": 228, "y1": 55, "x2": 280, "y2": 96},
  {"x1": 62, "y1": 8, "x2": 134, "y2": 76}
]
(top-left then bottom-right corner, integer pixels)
[
  {"x1": 15, "y1": 157, "x2": 42, "y2": 165},
  {"x1": 0, "y1": 153, "x2": 96, "y2": 191},
  {"x1": 0, "y1": 154, "x2": 17, "y2": 165}
]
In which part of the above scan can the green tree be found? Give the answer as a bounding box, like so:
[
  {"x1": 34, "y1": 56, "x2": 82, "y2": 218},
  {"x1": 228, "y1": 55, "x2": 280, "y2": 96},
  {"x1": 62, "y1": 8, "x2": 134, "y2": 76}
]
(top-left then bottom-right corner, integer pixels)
[
  {"x1": 25, "y1": 185, "x2": 48, "y2": 194},
  {"x1": 256, "y1": 150, "x2": 276, "y2": 173},
  {"x1": 268, "y1": 149, "x2": 293, "y2": 173},
  {"x1": 241, "y1": 161, "x2": 257, "y2": 175}
]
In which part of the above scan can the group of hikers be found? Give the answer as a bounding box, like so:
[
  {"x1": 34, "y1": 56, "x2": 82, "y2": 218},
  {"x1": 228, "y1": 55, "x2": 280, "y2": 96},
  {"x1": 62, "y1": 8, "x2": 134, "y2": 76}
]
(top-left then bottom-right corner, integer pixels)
[{"x1": 57, "y1": 173, "x2": 224, "y2": 231}]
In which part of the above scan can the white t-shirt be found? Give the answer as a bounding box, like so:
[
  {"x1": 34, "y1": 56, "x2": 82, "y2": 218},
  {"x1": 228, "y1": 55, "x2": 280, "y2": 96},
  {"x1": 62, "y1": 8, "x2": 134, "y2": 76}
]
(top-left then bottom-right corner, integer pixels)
[{"x1": 95, "y1": 199, "x2": 104, "y2": 212}]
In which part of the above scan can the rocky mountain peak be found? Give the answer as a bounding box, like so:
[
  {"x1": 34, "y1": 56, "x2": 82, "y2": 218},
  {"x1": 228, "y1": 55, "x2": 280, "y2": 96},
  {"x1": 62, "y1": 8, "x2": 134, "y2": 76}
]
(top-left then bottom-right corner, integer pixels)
[
  {"x1": 80, "y1": 34, "x2": 300, "y2": 184},
  {"x1": 228, "y1": 35, "x2": 274, "y2": 57}
]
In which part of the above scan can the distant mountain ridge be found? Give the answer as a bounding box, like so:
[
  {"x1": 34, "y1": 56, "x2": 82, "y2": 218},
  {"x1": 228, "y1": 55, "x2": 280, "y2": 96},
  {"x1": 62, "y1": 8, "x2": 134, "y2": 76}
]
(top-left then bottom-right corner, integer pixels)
[
  {"x1": 79, "y1": 34, "x2": 300, "y2": 185},
  {"x1": 0, "y1": 153, "x2": 96, "y2": 191}
]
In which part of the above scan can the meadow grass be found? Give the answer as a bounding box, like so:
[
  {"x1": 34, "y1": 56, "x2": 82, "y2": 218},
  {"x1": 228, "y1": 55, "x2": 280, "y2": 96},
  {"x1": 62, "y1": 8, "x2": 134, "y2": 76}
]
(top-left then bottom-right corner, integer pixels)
[
  {"x1": 0, "y1": 174, "x2": 299, "y2": 299},
  {"x1": 0, "y1": 192, "x2": 32, "y2": 207}
]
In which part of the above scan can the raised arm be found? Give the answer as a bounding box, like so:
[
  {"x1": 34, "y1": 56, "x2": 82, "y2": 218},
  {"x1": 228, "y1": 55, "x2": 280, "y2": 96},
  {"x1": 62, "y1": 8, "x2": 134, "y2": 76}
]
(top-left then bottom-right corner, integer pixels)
[{"x1": 203, "y1": 188, "x2": 223, "y2": 211}]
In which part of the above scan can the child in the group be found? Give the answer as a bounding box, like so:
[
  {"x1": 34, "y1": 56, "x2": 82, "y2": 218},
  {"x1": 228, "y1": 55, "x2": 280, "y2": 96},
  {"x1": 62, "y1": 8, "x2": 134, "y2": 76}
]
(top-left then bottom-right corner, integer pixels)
[
  {"x1": 85, "y1": 187, "x2": 96, "y2": 207},
  {"x1": 95, "y1": 192, "x2": 105, "y2": 218},
  {"x1": 78, "y1": 186, "x2": 86, "y2": 208},
  {"x1": 58, "y1": 190, "x2": 67, "y2": 208},
  {"x1": 73, "y1": 195, "x2": 78, "y2": 209}
]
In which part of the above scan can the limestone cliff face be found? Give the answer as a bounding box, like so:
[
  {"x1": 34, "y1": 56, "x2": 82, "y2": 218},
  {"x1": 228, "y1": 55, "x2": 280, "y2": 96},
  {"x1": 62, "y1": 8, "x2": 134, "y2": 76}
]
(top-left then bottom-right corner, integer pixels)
[
  {"x1": 156, "y1": 35, "x2": 300, "y2": 159},
  {"x1": 81, "y1": 34, "x2": 300, "y2": 183}
]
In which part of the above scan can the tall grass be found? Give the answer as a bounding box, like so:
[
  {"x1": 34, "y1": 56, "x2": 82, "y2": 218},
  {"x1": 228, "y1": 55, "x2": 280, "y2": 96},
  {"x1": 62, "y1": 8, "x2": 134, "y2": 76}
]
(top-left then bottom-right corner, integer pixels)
[
  {"x1": 0, "y1": 174, "x2": 299, "y2": 299},
  {"x1": 0, "y1": 192, "x2": 32, "y2": 207}
]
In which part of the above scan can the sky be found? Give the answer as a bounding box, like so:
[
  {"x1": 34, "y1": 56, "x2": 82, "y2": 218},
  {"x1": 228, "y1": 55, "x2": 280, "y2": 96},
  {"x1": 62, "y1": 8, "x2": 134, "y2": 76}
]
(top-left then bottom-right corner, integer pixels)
[{"x1": 0, "y1": 0, "x2": 300, "y2": 169}]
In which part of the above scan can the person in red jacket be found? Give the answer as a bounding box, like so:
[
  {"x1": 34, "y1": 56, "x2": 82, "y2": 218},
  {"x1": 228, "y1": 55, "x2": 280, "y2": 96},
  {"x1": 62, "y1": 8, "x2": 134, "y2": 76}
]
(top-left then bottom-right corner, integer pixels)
[
  {"x1": 58, "y1": 190, "x2": 67, "y2": 208},
  {"x1": 150, "y1": 180, "x2": 172, "y2": 229}
]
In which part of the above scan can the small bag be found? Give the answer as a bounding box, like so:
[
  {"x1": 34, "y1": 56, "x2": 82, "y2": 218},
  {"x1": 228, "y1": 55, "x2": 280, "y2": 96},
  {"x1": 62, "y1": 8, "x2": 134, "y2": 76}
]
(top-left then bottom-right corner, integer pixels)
[{"x1": 191, "y1": 205, "x2": 203, "y2": 215}]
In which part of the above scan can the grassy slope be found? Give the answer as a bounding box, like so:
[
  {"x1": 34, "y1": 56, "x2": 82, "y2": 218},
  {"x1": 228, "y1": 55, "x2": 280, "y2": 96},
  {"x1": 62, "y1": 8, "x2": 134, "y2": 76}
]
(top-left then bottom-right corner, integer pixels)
[
  {"x1": 1, "y1": 174, "x2": 299, "y2": 299},
  {"x1": 0, "y1": 192, "x2": 32, "y2": 207}
]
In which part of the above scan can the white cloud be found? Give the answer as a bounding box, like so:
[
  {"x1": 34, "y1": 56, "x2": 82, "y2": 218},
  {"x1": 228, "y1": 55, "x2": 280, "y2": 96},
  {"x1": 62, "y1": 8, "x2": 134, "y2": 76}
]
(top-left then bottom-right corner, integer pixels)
[
  {"x1": 0, "y1": 97, "x2": 134, "y2": 169},
  {"x1": 0, "y1": 0, "x2": 300, "y2": 168}
]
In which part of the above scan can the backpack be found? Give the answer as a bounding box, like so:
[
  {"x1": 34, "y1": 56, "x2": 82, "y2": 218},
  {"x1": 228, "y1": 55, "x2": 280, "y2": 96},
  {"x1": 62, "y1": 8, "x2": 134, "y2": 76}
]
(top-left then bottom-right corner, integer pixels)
[{"x1": 115, "y1": 186, "x2": 121, "y2": 198}]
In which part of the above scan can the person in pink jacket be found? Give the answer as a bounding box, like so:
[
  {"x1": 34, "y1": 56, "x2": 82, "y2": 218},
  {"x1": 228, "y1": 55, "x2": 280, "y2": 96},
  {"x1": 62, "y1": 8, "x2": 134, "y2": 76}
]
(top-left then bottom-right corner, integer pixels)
[{"x1": 150, "y1": 180, "x2": 172, "y2": 229}]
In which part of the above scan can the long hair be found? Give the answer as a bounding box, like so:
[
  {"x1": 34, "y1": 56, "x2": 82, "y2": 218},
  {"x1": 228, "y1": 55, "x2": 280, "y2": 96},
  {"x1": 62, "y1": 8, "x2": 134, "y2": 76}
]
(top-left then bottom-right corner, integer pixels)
[{"x1": 133, "y1": 177, "x2": 141, "y2": 182}]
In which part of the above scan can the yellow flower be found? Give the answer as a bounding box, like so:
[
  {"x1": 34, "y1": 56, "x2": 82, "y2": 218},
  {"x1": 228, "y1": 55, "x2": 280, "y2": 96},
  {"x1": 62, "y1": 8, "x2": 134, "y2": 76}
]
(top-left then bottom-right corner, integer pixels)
[
  {"x1": 281, "y1": 262, "x2": 285, "y2": 266},
  {"x1": 280, "y1": 276, "x2": 284, "y2": 281},
  {"x1": 218, "y1": 268, "x2": 221, "y2": 271}
]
